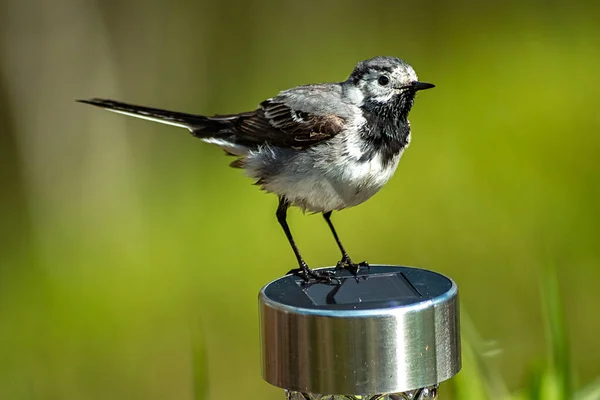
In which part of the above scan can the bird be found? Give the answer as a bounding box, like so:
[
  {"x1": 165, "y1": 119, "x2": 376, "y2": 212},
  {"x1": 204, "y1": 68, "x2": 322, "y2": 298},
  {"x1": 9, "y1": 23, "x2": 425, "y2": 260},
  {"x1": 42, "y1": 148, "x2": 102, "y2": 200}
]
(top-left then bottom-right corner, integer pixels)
[{"x1": 77, "y1": 56, "x2": 434, "y2": 282}]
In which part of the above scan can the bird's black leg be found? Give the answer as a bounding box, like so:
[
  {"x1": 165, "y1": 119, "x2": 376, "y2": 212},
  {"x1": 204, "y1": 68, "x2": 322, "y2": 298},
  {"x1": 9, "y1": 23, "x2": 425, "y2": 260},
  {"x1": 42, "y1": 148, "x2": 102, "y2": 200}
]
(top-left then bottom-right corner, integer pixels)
[
  {"x1": 322, "y1": 211, "x2": 369, "y2": 275},
  {"x1": 277, "y1": 197, "x2": 333, "y2": 283}
]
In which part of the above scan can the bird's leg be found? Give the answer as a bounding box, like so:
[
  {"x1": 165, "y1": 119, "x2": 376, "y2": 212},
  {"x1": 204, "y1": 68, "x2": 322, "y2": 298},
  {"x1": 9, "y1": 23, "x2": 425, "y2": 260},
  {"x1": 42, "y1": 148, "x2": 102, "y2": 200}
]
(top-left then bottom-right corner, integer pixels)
[
  {"x1": 323, "y1": 211, "x2": 369, "y2": 275},
  {"x1": 277, "y1": 197, "x2": 334, "y2": 283}
]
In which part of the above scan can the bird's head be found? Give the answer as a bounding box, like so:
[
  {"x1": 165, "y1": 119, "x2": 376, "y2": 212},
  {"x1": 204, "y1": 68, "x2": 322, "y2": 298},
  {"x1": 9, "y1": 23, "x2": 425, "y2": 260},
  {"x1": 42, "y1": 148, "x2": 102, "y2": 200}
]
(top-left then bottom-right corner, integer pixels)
[{"x1": 345, "y1": 56, "x2": 434, "y2": 107}]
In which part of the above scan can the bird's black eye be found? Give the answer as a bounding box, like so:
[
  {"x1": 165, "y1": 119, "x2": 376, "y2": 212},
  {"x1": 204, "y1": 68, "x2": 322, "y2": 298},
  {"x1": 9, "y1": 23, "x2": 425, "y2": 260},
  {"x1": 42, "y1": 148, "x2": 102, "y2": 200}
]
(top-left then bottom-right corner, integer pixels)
[{"x1": 378, "y1": 75, "x2": 390, "y2": 86}]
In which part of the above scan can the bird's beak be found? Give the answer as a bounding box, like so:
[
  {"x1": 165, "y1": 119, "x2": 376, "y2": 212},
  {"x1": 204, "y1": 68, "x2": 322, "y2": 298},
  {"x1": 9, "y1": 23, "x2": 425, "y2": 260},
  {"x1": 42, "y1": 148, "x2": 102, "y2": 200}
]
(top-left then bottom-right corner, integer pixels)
[{"x1": 404, "y1": 81, "x2": 435, "y2": 91}]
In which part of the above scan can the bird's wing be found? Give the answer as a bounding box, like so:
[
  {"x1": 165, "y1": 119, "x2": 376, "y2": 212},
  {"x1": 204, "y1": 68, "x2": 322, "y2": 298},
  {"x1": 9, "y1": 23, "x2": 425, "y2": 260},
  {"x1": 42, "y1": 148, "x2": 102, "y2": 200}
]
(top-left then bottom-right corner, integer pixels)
[
  {"x1": 202, "y1": 83, "x2": 350, "y2": 149},
  {"x1": 225, "y1": 102, "x2": 343, "y2": 148}
]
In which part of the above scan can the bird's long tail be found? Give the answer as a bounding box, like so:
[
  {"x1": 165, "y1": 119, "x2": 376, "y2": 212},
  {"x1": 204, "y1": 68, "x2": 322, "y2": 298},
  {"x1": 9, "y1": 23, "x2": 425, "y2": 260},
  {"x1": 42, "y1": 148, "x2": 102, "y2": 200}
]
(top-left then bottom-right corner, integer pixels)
[
  {"x1": 76, "y1": 98, "x2": 212, "y2": 131},
  {"x1": 77, "y1": 98, "x2": 253, "y2": 157}
]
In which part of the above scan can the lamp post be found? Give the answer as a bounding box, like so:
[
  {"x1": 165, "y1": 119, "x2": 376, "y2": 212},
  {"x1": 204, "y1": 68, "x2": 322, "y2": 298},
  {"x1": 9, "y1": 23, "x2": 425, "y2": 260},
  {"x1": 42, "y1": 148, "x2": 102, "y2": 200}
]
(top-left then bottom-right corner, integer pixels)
[{"x1": 259, "y1": 265, "x2": 461, "y2": 399}]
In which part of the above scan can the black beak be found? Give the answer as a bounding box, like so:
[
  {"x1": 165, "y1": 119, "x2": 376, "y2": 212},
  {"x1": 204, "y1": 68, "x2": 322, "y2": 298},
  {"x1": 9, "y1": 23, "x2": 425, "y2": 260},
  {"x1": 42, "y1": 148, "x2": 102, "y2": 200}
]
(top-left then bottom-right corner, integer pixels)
[{"x1": 405, "y1": 81, "x2": 435, "y2": 91}]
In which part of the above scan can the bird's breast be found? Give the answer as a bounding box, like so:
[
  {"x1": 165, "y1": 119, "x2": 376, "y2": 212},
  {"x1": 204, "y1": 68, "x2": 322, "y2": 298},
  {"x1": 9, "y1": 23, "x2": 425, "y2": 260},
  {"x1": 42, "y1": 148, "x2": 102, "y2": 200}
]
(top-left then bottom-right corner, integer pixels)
[
  {"x1": 326, "y1": 150, "x2": 402, "y2": 207},
  {"x1": 242, "y1": 134, "x2": 404, "y2": 213}
]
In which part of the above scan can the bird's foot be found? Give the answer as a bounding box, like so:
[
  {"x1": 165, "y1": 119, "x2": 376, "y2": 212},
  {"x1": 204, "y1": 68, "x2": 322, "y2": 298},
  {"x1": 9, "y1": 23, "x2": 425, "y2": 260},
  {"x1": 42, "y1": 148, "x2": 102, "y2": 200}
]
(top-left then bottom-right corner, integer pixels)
[
  {"x1": 336, "y1": 255, "x2": 369, "y2": 275},
  {"x1": 287, "y1": 263, "x2": 337, "y2": 284}
]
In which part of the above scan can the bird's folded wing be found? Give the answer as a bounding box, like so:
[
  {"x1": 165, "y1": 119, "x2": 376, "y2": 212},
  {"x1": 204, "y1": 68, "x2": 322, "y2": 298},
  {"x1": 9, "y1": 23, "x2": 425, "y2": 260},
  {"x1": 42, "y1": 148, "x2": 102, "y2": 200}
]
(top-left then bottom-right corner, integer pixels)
[{"x1": 204, "y1": 84, "x2": 349, "y2": 149}]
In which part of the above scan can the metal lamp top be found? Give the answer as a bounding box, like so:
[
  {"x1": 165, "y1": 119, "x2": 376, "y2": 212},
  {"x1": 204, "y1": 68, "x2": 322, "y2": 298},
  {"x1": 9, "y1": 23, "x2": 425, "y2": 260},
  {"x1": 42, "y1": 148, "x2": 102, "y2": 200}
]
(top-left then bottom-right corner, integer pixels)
[{"x1": 259, "y1": 265, "x2": 461, "y2": 395}]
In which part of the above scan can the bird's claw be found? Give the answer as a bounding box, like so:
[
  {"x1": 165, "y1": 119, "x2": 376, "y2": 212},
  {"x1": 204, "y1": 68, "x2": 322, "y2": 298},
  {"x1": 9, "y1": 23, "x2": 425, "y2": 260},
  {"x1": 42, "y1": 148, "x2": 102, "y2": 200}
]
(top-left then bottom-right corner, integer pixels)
[
  {"x1": 288, "y1": 265, "x2": 337, "y2": 284},
  {"x1": 336, "y1": 256, "x2": 369, "y2": 275}
]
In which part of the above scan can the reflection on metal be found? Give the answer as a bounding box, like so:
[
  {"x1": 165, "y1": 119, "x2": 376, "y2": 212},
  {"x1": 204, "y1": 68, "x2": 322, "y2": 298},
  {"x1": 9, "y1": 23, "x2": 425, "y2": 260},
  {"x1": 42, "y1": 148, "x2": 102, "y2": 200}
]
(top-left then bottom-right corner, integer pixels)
[{"x1": 259, "y1": 266, "x2": 460, "y2": 397}]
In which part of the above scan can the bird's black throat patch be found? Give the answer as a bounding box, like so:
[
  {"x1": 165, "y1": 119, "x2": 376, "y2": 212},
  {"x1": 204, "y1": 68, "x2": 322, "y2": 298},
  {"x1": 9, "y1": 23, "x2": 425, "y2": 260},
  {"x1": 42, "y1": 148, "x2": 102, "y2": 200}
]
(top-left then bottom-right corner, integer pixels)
[{"x1": 358, "y1": 92, "x2": 415, "y2": 166}]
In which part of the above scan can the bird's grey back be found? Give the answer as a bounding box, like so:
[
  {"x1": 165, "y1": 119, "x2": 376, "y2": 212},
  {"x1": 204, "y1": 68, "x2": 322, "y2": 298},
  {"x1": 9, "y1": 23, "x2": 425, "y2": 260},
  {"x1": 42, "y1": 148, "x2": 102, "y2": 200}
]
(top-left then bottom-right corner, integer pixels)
[{"x1": 274, "y1": 83, "x2": 359, "y2": 120}]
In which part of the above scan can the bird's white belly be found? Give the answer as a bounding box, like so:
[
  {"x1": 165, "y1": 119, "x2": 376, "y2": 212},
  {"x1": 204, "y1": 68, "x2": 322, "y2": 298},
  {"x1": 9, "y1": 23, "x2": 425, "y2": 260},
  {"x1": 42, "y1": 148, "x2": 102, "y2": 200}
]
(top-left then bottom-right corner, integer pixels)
[{"x1": 250, "y1": 148, "x2": 402, "y2": 213}]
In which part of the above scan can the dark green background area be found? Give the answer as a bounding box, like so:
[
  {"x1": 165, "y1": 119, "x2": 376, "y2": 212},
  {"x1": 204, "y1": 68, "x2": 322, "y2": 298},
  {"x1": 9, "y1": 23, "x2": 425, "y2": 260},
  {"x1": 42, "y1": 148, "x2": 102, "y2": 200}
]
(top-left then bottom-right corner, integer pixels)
[{"x1": 1, "y1": 0, "x2": 599, "y2": 398}]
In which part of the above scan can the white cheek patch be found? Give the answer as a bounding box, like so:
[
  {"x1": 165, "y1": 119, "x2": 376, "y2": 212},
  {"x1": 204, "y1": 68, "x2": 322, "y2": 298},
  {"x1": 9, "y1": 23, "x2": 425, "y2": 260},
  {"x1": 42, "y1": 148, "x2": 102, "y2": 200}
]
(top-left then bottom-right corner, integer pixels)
[{"x1": 371, "y1": 91, "x2": 395, "y2": 103}]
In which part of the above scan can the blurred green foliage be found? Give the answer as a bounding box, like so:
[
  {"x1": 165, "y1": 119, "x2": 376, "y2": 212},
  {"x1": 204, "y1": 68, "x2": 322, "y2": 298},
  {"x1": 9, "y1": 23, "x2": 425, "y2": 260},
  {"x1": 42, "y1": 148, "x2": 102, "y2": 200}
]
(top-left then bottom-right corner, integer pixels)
[{"x1": 1, "y1": 0, "x2": 599, "y2": 399}]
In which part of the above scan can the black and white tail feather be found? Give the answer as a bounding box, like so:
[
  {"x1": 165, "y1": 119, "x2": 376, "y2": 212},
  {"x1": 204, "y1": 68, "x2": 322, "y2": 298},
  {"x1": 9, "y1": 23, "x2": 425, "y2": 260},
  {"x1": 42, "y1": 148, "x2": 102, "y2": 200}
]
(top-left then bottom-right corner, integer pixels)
[{"x1": 76, "y1": 98, "x2": 247, "y2": 142}]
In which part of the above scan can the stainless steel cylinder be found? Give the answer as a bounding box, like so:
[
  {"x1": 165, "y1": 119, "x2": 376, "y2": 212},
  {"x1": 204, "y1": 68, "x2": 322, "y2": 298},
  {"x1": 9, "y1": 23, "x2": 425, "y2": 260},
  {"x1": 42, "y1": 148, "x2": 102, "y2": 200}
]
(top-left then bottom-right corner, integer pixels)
[{"x1": 259, "y1": 265, "x2": 460, "y2": 396}]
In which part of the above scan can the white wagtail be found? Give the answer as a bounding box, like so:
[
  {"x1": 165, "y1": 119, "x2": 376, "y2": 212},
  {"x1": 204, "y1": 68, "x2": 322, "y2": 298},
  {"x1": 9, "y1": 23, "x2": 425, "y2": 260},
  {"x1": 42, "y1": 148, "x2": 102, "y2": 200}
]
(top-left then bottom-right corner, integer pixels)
[{"x1": 78, "y1": 56, "x2": 434, "y2": 282}]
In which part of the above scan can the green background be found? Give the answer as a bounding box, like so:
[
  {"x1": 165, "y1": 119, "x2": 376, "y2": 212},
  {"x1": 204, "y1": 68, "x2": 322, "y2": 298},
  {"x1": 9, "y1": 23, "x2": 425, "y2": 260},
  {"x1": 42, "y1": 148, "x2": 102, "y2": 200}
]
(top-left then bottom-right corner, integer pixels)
[{"x1": 1, "y1": 0, "x2": 599, "y2": 398}]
